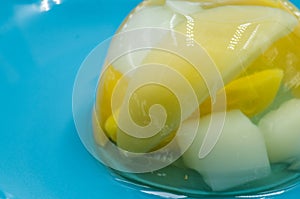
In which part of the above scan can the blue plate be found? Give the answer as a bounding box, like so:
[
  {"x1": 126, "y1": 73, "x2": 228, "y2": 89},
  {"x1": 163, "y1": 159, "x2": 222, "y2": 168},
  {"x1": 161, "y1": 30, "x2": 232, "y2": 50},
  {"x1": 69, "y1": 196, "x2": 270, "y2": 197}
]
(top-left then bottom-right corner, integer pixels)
[{"x1": 1, "y1": 0, "x2": 300, "y2": 198}]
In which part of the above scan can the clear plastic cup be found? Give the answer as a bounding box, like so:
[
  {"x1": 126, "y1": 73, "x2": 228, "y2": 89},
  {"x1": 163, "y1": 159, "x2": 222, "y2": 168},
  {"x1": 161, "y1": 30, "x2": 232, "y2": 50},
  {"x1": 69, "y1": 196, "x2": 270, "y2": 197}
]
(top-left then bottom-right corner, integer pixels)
[{"x1": 73, "y1": 0, "x2": 300, "y2": 197}]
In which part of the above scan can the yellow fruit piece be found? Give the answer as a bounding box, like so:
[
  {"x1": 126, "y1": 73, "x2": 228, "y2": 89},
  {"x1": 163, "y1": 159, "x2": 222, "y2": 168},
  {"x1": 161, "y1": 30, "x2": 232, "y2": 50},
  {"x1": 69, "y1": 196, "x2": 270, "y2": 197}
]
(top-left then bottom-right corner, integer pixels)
[
  {"x1": 92, "y1": 108, "x2": 109, "y2": 147},
  {"x1": 186, "y1": 6, "x2": 296, "y2": 78},
  {"x1": 201, "y1": 0, "x2": 300, "y2": 98},
  {"x1": 104, "y1": 111, "x2": 176, "y2": 150},
  {"x1": 104, "y1": 113, "x2": 118, "y2": 142},
  {"x1": 200, "y1": 69, "x2": 284, "y2": 117},
  {"x1": 115, "y1": 6, "x2": 297, "y2": 153},
  {"x1": 116, "y1": 82, "x2": 181, "y2": 152},
  {"x1": 94, "y1": 65, "x2": 126, "y2": 127},
  {"x1": 243, "y1": 27, "x2": 300, "y2": 96},
  {"x1": 93, "y1": 64, "x2": 128, "y2": 145},
  {"x1": 235, "y1": 0, "x2": 300, "y2": 97}
]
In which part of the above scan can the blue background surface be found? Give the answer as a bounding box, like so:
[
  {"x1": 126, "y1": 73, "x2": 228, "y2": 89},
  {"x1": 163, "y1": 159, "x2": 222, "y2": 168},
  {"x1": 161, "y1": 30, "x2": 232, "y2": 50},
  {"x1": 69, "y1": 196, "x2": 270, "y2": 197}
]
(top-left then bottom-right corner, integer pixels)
[{"x1": 1, "y1": 0, "x2": 300, "y2": 198}]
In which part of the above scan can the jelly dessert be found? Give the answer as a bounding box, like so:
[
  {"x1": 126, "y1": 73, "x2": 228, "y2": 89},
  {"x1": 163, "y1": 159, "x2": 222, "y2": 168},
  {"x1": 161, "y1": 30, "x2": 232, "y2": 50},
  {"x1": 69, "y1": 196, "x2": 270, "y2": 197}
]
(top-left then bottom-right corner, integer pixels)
[{"x1": 91, "y1": 0, "x2": 300, "y2": 196}]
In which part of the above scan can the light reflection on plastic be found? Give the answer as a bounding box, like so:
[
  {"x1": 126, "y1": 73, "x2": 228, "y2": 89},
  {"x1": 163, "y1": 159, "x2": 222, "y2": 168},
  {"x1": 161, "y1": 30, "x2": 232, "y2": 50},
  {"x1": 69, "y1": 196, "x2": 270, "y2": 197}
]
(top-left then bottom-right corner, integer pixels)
[
  {"x1": 14, "y1": 4, "x2": 40, "y2": 22},
  {"x1": 53, "y1": 0, "x2": 61, "y2": 4},
  {"x1": 0, "y1": 190, "x2": 17, "y2": 199},
  {"x1": 141, "y1": 190, "x2": 187, "y2": 199},
  {"x1": 40, "y1": 0, "x2": 61, "y2": 12},
  {"x1": 40, "y1": 0, "x2": 50, "y2": 11},
  {"x1": 227, "y1": 23, "x2": 251, "y2": 51},
  {"x1": 237, "y1": 190, "x2": 285, "y2": 198}
]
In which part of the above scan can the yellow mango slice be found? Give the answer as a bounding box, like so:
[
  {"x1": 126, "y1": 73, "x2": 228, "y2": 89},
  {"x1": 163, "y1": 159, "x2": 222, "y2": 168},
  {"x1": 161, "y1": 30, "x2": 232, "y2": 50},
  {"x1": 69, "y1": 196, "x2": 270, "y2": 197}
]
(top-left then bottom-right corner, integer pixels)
[
  {"x1": 93, "y1": 65, "x2": 128, "y2": 146},
  {"x1": 104, "y1": 111, "x2": 176, "y2": 150},
  {"x1": 200, "y1": 69, "x2": 284, "y2": 117},
  {"x1": 115, "y1": 6, "x2": 297, "y2": 153},
  {"x1": 232, "y1": 0, "x2": 300, "y2": 97},
  {"x1": 243, "y1": 26, "x2": 300, "y2": 96},
  {"x1": 104, "y1": 111, "x2": 118, "y2": 142},
  {"x1": 94, "y1": 65, "x2": 123, "y2": 124}
]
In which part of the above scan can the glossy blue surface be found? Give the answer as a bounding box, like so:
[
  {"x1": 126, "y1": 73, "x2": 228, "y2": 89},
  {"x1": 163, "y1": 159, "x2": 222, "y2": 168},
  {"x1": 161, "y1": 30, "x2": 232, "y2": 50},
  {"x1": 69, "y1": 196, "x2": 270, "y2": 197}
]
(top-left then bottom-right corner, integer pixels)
[{"x1": 1, "y1": 0, "x2": 300, "y2": 198}]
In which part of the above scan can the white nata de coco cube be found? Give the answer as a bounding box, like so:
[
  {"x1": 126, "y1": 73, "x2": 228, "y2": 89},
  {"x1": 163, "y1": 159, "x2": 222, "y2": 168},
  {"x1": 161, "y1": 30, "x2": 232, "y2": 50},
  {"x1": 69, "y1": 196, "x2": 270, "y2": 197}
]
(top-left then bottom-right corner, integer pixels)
[
  {"x1": 259, "y1": 99, "x2": 300, "y2": 164},
  {"x1": 178, "y1": 110, "x2": 270, "y2": 191}
]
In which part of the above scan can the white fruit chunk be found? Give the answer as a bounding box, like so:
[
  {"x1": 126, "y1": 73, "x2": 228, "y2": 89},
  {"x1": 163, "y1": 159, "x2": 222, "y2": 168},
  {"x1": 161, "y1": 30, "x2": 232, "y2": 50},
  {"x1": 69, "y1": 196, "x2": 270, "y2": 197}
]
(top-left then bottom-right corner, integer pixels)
[
  {"x1": 179, "y1": 110, "x2": 271, "y2": 191},
  {"x1": 107, "y1": 5, "x2": 184, "y2": 74},
  {"x1": 166, "y1": 0, "x2": 203, "y2": 15},
  {"x1": 108, "y1": 3, "x2": 203, "y2": 74},
  {"x1": 259, "y1": 99, "x2": 300, "y2": 163}
]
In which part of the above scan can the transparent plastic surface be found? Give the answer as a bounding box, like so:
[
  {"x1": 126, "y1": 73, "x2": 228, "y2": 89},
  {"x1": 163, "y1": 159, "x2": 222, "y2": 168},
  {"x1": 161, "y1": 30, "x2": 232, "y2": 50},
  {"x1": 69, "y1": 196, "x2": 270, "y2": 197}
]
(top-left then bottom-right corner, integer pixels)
[{"x1": 73, "y1": 0, "x2": 300, "y2": 197}]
